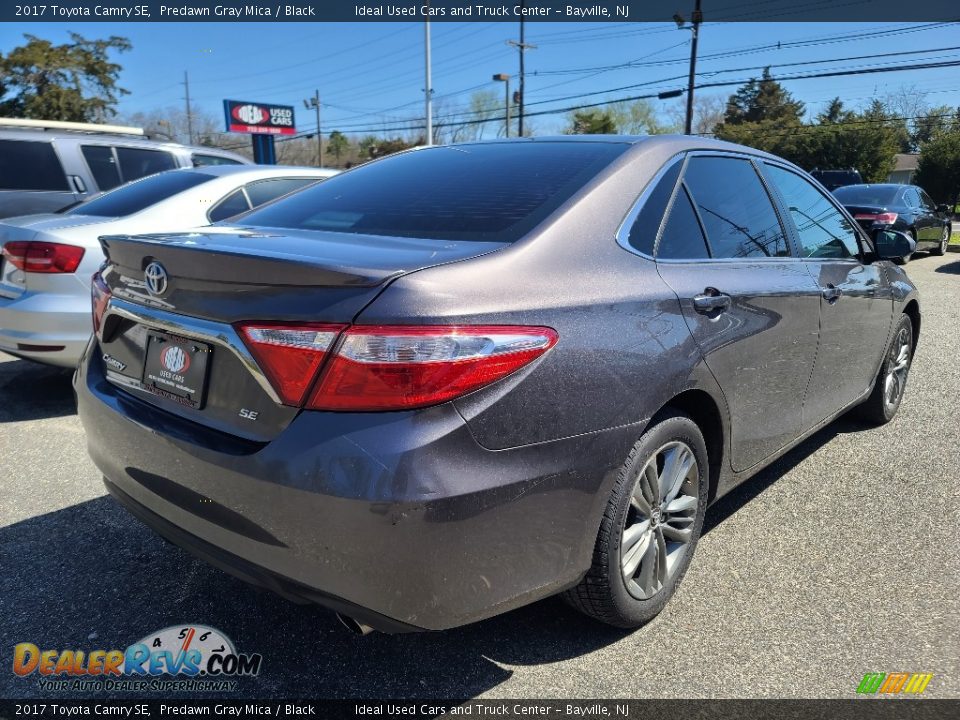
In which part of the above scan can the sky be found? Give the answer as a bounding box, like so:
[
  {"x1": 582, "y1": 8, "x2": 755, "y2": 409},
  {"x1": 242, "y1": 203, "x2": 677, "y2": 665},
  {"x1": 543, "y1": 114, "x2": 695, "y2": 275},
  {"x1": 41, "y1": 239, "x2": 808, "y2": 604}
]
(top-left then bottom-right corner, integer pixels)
[{"x1": 2, "y1": 20, "x2": 959, "y2": 138}]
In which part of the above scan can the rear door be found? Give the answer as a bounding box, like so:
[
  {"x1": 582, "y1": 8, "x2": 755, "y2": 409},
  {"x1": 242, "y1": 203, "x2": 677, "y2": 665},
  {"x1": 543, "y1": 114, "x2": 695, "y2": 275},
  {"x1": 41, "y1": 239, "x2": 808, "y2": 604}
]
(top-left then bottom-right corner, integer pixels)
[
  {"x1": 652, "y1": 153, "x2": 821, "y2": 472},
  {"x1": 761, "y1": 162, "x2": 892, "y2": 428},
  {"x1": 0, "y1": 138, "x2": 78, "y2": 217}
]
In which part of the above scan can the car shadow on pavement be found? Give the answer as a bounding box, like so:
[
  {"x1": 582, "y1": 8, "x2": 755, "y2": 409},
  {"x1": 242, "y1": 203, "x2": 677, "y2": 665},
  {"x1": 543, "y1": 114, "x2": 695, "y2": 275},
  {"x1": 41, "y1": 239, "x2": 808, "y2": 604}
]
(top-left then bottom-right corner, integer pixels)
[
  {"x1": 0, "y1": 357, "x2": 76, "y2": 423},
  {"x1": 933, "y1": 258, "x2": 960, "y2": 274},
  {"x1": 0, "y1": 495, "x2": 630, "y2": 701},
  {"x1": 703, "y1": 416, "x2": 861, "y2": 535}
]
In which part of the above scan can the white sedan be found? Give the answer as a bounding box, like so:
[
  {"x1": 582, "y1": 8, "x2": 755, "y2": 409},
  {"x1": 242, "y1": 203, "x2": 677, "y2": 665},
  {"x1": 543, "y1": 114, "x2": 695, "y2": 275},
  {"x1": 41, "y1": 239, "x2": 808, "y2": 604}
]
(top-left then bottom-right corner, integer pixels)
[{"x1": 0, "y1": 164, "x2": 337, "y2": 367}]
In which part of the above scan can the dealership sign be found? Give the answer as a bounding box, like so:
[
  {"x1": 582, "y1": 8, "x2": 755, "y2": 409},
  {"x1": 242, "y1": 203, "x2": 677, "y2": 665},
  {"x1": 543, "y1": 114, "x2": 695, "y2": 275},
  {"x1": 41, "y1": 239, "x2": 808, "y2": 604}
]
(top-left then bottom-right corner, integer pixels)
[{"x1": 223, "y1": 100, "x2": 296, "y2": 135}]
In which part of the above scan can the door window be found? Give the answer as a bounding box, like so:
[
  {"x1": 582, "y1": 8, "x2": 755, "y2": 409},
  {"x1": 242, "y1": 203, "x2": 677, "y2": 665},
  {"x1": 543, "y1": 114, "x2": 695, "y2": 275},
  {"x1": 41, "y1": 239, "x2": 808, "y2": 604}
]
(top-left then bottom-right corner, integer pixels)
[
  {"x1": 81, "y1": 145, "x2": 123, "y2": 190},
  {"x1": 763, "y1": 164, "x2": 860, "y2": 259},
  {"x1": 656, "y1": 185, "x2": 710, "y2": 260},
  {"x1": 0, "y1": 140, "x2": 69, "y2": 191},
  {"x1": 683, "y1": 156, "x2": 789, "y2": 259},
  {"x1": 116, "y1": 147, "x2": 177, "y2": 182}
]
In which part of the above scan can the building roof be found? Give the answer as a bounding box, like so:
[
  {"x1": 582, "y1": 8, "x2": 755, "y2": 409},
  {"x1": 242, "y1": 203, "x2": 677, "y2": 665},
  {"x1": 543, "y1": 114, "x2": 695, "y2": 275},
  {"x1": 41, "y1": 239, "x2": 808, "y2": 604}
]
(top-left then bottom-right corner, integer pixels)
[{"x1": 893, "y1": 153, "x2": 919, "y2": 172}]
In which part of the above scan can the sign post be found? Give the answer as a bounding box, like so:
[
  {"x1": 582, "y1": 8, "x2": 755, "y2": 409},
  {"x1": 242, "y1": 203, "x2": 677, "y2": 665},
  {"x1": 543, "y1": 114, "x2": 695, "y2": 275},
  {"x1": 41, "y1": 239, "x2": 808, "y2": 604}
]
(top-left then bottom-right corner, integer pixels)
[{"x1": 222, "y1": 99, "x2": 296, "y2": 164}]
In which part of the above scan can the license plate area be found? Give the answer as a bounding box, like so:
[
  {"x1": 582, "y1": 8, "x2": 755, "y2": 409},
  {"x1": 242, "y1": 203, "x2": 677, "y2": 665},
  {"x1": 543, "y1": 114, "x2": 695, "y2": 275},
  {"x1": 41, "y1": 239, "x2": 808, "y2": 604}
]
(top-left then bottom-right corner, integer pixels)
[{"x1": 142, "y1": 331, "x2": 211, "y2": 409}]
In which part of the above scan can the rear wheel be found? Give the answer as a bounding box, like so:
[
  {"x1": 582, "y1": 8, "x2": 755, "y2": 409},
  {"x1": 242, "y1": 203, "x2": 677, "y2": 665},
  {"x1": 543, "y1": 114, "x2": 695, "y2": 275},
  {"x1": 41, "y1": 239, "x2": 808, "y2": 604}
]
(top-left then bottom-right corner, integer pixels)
[
  {"x1": 564, "y1": 411, "x2": 708, "y2": 628},
  {"x1": 857, "y1": 314, "x2": 913, "y2": 425},
  {"x1": 931, "y1": 226, "x2": 949, "y2": 256}
]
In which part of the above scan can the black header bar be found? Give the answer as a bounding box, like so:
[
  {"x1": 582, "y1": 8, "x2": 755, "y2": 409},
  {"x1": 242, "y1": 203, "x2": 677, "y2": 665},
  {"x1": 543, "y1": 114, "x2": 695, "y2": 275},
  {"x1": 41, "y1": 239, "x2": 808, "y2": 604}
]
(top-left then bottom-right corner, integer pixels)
[{"x1": 2, "y1": 0, "x2": 958, "y2": 23}]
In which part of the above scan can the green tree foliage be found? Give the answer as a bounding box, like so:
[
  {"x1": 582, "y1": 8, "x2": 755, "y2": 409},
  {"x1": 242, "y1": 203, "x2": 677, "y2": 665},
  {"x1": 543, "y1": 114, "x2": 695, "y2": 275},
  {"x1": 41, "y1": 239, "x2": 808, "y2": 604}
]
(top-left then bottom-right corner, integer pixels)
[
  {"x1": 567, "y1": 108, "x2": 617, "y2": 134},
  {"x1": 606, "y1": 99, "x2": 677, "y2": 135},
  {"x1": 358, "y1": 135, "x2": 419, "y2": 159},
  {"x1": 914, "y1": 130, "x2": 960, "y2": 206},
  {"x1": 328, "y1": 130, "x2": 350, "y2": 164},
  {"x1": 723, "y1": 67, "x2": 805, "y2": 125},
  {"x1": 911, "y1": 106, "x2": 960, "y2": 149},
  {"x1": 716, "y1": 80, "x2": 900, "y2": 183},
  {"x1": 0, "y1": 33, "x2": 131, "y2": 122}
]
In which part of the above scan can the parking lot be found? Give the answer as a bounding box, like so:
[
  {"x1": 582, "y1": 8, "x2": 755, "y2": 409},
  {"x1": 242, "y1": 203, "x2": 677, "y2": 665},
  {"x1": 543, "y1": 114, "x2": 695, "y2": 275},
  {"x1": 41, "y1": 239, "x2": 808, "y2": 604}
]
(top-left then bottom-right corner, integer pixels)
[{"x1": 1, "y1": 251, "x2": 958, "y2": 700}]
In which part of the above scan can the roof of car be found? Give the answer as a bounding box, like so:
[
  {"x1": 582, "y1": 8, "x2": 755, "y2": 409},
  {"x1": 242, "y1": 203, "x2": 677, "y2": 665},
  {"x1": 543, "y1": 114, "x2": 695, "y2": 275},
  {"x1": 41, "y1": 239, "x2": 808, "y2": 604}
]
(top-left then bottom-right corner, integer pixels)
[
  {"x1": 834, "y1": 183, "x2": 907, "y2": 190},
  {"x1": 187, "y1": 165, "x2": 339, "y2": 179}
]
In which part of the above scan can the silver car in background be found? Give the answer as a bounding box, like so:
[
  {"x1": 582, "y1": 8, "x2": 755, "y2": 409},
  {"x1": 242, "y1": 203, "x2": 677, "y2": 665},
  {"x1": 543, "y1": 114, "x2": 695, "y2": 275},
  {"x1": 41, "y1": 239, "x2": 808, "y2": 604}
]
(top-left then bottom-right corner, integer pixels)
[{"x1": 0, "y1": 165, "x2": 337, "y2": 367}]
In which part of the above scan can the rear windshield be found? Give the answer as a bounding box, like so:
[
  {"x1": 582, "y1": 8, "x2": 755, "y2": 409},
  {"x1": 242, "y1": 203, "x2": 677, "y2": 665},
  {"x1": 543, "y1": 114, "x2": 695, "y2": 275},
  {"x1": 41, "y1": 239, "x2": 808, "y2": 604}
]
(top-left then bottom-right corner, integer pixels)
[
  {"x1": 66, "y1": 171, "x2": 214, "y2": 217},
  {"x1": 832, "y1": 185, "x2": 901, "y2": 206},
  {"x1": 239, "y1": 142, "x2": 628, "y2": 242}
]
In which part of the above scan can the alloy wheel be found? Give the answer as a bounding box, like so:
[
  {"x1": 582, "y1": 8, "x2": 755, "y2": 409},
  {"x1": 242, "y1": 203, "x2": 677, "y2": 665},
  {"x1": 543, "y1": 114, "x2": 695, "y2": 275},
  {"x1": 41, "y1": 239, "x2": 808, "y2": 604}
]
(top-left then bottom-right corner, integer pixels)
[
  {"x1": 883, "y1": 327, "x2": 911, "y2": 411},
  {"x1": 940, "y1": 227, "x2": 950, "y2": 255},
  {"x1": 621, "y1": 441, "x2": 700, "y2": 600}
]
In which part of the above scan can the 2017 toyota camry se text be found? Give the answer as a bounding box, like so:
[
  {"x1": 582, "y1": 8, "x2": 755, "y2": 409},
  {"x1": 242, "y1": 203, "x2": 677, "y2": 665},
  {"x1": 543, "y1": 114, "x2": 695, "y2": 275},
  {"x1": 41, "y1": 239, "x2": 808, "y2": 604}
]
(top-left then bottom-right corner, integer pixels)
[{"x1": 75, "y1": 136, "x2": 920, "y2": 633}]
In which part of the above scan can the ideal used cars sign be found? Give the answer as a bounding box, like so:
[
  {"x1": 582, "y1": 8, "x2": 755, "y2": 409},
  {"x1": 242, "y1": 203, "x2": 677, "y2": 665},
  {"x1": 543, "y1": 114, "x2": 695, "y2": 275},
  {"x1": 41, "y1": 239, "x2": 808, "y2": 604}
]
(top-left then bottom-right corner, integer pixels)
[{"x1": 223, "y1": 99, "x2": 296, "y2": 135}]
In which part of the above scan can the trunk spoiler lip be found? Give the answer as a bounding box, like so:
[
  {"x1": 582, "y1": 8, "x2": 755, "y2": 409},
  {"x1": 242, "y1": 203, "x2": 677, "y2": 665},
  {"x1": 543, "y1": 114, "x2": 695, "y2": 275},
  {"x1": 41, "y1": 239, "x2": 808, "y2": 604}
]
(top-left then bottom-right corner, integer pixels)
[{"x1": 97, "y1": 228, "x2": 509, "y2": 287}]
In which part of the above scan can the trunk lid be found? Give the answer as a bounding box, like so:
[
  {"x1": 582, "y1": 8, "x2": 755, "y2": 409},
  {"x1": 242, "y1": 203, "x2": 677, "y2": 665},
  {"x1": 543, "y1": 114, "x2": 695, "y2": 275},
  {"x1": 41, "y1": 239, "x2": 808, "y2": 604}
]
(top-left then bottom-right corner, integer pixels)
[{"x1": 96, "y1": 227, "x2": 505, "y2": 441}]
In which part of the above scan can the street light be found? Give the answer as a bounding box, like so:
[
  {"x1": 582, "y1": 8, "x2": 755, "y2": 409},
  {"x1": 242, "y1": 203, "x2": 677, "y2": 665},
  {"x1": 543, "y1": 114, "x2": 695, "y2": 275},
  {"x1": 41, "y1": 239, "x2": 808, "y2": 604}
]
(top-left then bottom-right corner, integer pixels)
[
  {"x1": 493, "y1": 73, "x2": 511, "y2": 138},
  {"x1": 303, "y1": 91, "x2": 322, "y2": 167}
]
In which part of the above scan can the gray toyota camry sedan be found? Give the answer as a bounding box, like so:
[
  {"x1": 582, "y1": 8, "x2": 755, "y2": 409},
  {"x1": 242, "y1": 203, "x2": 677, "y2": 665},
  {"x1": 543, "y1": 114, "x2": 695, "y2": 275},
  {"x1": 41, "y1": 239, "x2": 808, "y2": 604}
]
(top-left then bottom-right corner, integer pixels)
[{"x1": 75, "y1": 136, "x2": 919, "y2": 633}]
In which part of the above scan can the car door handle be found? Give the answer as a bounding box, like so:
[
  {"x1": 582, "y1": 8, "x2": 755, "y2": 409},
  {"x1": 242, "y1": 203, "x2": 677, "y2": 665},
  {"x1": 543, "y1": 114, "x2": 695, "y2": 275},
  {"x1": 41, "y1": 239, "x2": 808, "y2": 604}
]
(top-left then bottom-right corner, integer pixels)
[
  {"x1": 822, "y1": 285, "x2": 843, "y2": 303},
  {"x1": 692, "y1": 289, "x2": 732, "y2": 313}
]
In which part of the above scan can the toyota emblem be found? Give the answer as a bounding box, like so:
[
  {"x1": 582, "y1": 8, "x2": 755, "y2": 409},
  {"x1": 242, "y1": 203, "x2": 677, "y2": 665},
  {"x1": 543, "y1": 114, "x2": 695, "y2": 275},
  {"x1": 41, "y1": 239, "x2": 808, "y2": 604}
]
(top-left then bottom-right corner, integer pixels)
[{"x1": 144, "y1": 262, "x2": 169, "y2": 296}]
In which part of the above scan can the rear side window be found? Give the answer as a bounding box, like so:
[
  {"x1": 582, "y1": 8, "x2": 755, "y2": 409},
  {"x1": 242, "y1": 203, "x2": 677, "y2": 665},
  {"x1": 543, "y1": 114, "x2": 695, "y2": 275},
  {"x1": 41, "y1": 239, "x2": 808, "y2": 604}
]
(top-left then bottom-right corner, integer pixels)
[
  {"x1": 683, "y1": 156, "x2": 789, "y2": 259},
  {"x1": 240, "y1": 142, "x2": 628, "y2": 242},
  {"x1": 208, "y1": 189, "x2": 251, "y2": 222},
  {"x1": 193, "y1": 153, "x2": 244, "y2": 167},
  {"x1": 245, "y1": 177, "x2": 318, "y2": 208},
  {"x1": 66, "y1": 171, "x2": 214, "y2": 217},
  {"x1": 116, "y1": 147, "x2": 177, "y2": 182},
  {"x1": 763, "y1": 164, "x2": 859, "y2": 259},
  {"x1": 626, "y1": 160, "x2": 682, "y2": 255},
  {"x1": 657, "y1": 186, "x2": 710, "y2": 260},
  {"x1": 0, "y1": 139, "x2": 69, "y2": 191},
  {"x1": 81, "y1": 145, "x2": 122, "y2": 190}
]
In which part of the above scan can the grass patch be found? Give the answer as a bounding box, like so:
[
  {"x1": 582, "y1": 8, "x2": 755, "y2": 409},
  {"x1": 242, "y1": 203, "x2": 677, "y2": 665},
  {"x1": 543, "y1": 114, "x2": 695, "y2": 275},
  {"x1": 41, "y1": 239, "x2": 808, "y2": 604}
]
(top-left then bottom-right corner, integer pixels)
[{"x1": 951, "y1": 232, "x2": 960, "y2": 246}]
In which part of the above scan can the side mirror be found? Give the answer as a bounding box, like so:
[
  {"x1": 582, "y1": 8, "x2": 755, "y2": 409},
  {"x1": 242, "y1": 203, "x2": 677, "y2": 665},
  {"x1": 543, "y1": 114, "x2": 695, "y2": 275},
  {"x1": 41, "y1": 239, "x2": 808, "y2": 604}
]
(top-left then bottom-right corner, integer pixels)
[
  {"x1": 936, "y1": 203, "x2": 951, "y2": 214},
  {"x1": 872, "y1": 229, "x2": 916, "y2": 262}
]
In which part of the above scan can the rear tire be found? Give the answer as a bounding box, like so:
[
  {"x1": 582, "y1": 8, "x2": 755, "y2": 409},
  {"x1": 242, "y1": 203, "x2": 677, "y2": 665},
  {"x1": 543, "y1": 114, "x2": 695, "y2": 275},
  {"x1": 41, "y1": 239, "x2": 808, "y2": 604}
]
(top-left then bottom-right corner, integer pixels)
[
  {"x1": 564, "y1": 411, "x2": 708, "y2": 628},
  {"x1": 931, "y1": 226, "x2": 949, "y2": 256},
  {"x1": 857, "y1": 314, "x2": 913, "y2": 426}
]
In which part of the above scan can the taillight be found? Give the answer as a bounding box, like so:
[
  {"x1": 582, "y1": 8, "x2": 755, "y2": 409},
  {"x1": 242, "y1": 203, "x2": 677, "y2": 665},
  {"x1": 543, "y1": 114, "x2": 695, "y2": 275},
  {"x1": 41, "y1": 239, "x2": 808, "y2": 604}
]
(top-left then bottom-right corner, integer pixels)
[
  {"x1": 307, "y1": 325, "x2": 559, "y2": 411},
  {"x1": 854, "y1": 212, "x2": 898, "y2": 224},
  {"x1": 3, "y1": 241, "x2": 85, "y2": 273},
  {"x1": 237, "y1": 323, "x2": 346, "y2": 406},
  {"x1": 91, "y1": 270, "x2": 111, "y2": 334}
]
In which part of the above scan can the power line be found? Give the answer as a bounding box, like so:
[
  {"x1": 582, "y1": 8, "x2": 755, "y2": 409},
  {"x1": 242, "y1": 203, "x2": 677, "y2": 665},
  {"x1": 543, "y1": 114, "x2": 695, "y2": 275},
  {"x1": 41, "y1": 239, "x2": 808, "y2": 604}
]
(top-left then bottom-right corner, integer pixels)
[{"x1": 216, "y1": 59, "x2": 960, "y2": 146}]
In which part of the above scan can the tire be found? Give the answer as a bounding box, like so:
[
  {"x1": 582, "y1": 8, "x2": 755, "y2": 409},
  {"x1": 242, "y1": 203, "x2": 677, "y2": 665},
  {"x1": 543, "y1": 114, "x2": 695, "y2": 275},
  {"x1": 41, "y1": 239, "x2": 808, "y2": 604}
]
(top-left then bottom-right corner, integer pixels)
[
  {"x1": 931, "y1": 226, "x2": 949, "y2": 256},
  {"x1": 857, "y1": 314, "x2": 913, "y2": 426},
  {"x1": 564, "y1": 411, "x2": 709, "y2": 628}
]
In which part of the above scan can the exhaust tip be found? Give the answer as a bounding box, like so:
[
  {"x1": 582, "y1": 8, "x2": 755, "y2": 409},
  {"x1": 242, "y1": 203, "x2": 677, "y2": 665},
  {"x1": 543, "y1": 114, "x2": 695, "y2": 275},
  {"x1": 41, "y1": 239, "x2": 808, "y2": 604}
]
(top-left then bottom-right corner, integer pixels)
[{"x1": 336, "y1": 613, "x2": 376, "y2": 636}]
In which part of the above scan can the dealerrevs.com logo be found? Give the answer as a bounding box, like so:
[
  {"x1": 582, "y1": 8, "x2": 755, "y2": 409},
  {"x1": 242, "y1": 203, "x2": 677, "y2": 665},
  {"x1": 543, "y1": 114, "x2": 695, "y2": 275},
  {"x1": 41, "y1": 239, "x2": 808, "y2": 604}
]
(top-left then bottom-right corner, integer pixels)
[{"x1": 12, "y1": 625, "x2": 262, "y2": 692}]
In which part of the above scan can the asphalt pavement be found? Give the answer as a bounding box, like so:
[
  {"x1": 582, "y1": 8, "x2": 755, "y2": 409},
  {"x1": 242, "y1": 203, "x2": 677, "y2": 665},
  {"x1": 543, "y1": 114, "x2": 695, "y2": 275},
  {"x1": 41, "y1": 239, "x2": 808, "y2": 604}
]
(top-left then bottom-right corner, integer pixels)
[{"x1": 1, "y1": 252, "x2": 958, "y2": 700}]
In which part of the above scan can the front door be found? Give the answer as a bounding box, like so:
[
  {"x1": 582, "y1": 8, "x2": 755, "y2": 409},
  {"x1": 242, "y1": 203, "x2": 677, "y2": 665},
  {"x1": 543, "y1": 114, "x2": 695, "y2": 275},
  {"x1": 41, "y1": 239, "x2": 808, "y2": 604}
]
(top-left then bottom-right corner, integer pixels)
[{"x1": 761, "y1": 163, "x2": 893, "y2": 429}]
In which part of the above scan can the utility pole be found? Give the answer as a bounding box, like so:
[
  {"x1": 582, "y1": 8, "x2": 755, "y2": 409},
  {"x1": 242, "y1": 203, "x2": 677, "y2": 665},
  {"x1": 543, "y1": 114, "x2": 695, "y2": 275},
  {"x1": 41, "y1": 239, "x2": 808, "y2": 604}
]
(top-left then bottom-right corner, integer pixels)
[
  {"x1": 683, "y1": 0, "x2": 703, "y2": 135},
  {"x1": 507, "y1": 2, "x2": 536, "y2": 137},
  {"x1": 424, "y1": 13, "x2": 433, "y2": 145},
  {"x1": 304, "y1": 91, "x2": 322, "y2": 167},
  {"x1": 493, "y1": 74, "x2": 510, "y2": 137},
  {"x1": 183, "y1": 70, "x2": 194, "y2": 144}
]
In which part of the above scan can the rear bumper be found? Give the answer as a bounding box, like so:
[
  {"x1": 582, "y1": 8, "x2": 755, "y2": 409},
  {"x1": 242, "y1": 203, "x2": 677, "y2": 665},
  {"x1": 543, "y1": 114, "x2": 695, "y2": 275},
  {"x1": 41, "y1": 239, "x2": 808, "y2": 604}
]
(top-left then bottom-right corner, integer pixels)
[
  {"x1": 76, "y1": 341, "x2": 637, "y2": 631},
  {"x1": 0, "y1": 289, "x2": 90, "y2": 367}
]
